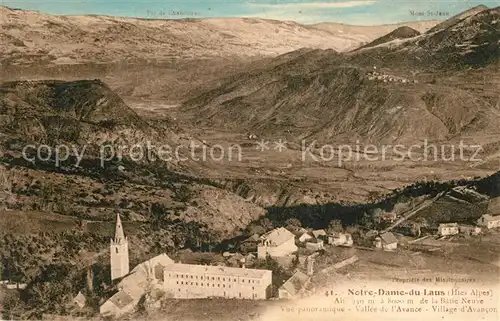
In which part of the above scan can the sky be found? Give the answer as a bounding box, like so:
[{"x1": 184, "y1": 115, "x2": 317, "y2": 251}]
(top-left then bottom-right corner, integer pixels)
[{"x1": 1, "y1": 0, "x2": 499, "y2": 25}]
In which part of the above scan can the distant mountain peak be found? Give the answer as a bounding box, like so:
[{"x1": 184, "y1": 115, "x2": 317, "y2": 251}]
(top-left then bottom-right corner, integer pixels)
[
  {"x1": 355, "y1": 26, "x2": 420, "y2": 50},
  {"x1": 427, "y1": 4, "x2": 489, "y2": 33}
]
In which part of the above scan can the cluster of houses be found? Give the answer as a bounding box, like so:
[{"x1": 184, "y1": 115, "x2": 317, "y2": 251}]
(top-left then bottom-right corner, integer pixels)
[
  {"x1": 98, "y1": 217, "x2": 361, "y2": 317},
  {"x1": 91, "y1": 199, "x2": 500, "y2": 318},
  {"x1": 366, "y1": 66, "x2": 416, "y2": 84},
  {"x1": 438, "y1": 213, "x2": 500, "y2": 236},
  {"x1": 255, "y1": 226, "x2": 354, "y2": 259}
]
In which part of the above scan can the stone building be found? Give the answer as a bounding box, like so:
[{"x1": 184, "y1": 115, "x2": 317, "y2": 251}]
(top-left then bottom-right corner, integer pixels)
[
  {"x1": 458, "y1": 225, "x2": 481, "y2": 235},
  {"x1": 163, "y1": 263, "x2": 272, "y2": 299},
  {"x1": 477, "y1": 214, "x2": 500, "y2": 229},
  {"x1": 100, "y1": 216, "x2": 273, "y2": 317},
  {"x1": 438, "y1": 223, "x2": 459, "y2": 236},
  {"x1": 257, "y1": 227, "x2": 297, "y2": 259},
  {"x1": 328, "y1": 233, "x2": 353, "y2": 247},
  {"x1": 110, "y1": 214, "x2": 129, "y2": 281}
]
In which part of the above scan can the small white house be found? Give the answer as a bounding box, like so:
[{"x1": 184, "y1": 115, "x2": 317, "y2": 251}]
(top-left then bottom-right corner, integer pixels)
[
  {"x1": 73, "y1": 291, "x2": 86, "y2": 309},
  {"x1": 298, "y1": 232, "x2": 313, "y2": 243},
  {"x1": 438, "y1": 223, "x2": 459, "y2": 236},
  {"x1": 258, "y1": 227, "x2": 297, "y2": 259},
  {"x1": 458, "y1": 225, "x2": 482, "y2": 235},
  {"x1": 305, "y1": 239, "x2": 324, "y2": 251},
  {"x1": 328, "y1": 233, "x2": 354, "y2": 247},
  {"x1": 374, "y1": 232, "x2": 398, "y2": 251},
  {"x1": 477, "y1": 214, "x2": 500, "y2": 229}
]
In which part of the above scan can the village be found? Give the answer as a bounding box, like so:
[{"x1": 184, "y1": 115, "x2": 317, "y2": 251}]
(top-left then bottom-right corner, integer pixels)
[
  {"x1": 57, "y1": 193, "x2": 500, "y2": 319},
  {"x1": 1, "y1": 166, "x2": 499, "y2": 319},
  {"x1": 365, "y1": 66, "x2": 417, "y2": 84}
]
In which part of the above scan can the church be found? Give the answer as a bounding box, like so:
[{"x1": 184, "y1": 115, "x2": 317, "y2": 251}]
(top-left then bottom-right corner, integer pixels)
[{"x1": 101, "y1": 215, "x2": 273, "y2": 317}]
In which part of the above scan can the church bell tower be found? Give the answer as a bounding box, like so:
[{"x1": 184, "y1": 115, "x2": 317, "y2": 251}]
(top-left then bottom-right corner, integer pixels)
[{"x1": 110, "y1": 214, "x2": 129, "y2": 281}]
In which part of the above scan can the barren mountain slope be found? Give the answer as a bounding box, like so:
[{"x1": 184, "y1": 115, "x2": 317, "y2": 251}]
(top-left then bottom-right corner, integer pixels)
[
  {"x1": 181, "y1": 6, "x2": 500, "y2": 144},
  {"x1": 0, "y1": 80, "x2": 181, "y2": 152},
  {"x1": 0, "y1": 80, "x2": 267, "y2": 240},
  {"x1": 182, "y1": 52, "x2": 500, "y2": 145},
  {"x1": 0, "y1": 5, "x2": 429, "y2": 65},
  {"x1": 427, "y1": 4, "x2": 489, "y2": 33},
  {"x1": 310, "y1": 20, "x2": 439, "y2": 42},
  {"x1": 356, "y1": 26, "x2": 420, "y2": 50},
  {"x1": 349, "y1": 7, "x2": 500, "y2": 70}
]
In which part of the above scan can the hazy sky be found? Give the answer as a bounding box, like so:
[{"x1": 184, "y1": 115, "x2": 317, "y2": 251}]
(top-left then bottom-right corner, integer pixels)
[{"x1": 2, "y1": 0, "x2": 498, "y2": 25}]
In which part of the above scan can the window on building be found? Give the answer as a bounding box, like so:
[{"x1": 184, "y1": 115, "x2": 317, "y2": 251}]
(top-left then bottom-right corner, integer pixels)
[
  {"x1": 178, "y1": 289, "x2": 180, "y2": 292},
  {"x1": 191, "y1": 282, "x2": 193, "y2": 285},
  {"x1": 223, "y1": 284, "x2": 225, "y2": 288},
  {"x1": 212, "y1": 277, "x2": 214, "y2": 280},
  {"x1": 252, "y1": 286, "x2": 254, "y2": 290},
  {"x1": 223, "y1": 278, "x2": 225, "y2": 281},
  {"x1": 212, "y1": 284, "x2": 215, "y2": 287},
  {"x1": 191, "y1": 275, "x2": 193, "y2": 279},
  {"x1": 234, "y1": 278, "x2": 236, "y2": 282},
  {"x1": 176, "y1": 281, "x2": 179, "y2": 284},
  {"x1": 196, "y1": 283, "x2": 198, "y2": 286},
  {"x1": 239, "y1": 293, "x2": 241, "y2": 298},
  {"x1": 218, "y1": 284, "x2": 220, "y2": 287},
  {"x1": 115, "y1": 248, "x2": 118, "y2": 253},
  {"x1": 218, "y1": 277, "x2": 220, "y2": 281},
  {"x1": 229, "y1": 285, "x2": 231, "y2": 288}
]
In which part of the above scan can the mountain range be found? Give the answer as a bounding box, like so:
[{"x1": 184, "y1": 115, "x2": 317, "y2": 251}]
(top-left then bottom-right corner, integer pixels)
[
  {"x1": 0, "y1": 5, "x2": 439, "y2": 65},
  {"x1": 183, "y1": 6, "x2": 500, "y2": 145}
]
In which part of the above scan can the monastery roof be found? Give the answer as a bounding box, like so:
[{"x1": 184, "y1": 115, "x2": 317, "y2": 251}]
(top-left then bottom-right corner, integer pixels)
[
  {"x1": 261, "y1": 227, "x2": 295, "y2": 246},
  {"x1": 163, "y1": 263, "x2": 271, "y2": 279},
  {"x1": 108, "y1": 290, "x2": 134, "y2": 309},
  {"x1": 131, "y1": 253, "x2": 174, "y2": 274},
  {"x1": 279, "y1": 270, "x2": 309, "y2": 296}
]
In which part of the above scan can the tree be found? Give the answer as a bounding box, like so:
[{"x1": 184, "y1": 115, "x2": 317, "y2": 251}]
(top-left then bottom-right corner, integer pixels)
[
  {"x1": 260, "y1": 218, "x2": 274, "y2": 231},
  {"x1": 173, "y1": 185, "x2": 192, "y2": 203},
  {"x1": 285, "y1": 218, "x2": 302, "y2": 231},
  {"x1": 359, "y1": 212, "x2": 374, "y2": 230},
  {"x1": 327, "y1": 219, "x2": 343, "y2": 233}
]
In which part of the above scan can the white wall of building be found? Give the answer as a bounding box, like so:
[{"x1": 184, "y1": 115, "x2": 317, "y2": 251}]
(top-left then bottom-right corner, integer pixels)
[
  {"x1": 257, "y1": 238, "x2": 297, "y2": 259},
  {"x1": 162, "y1": 268, "x2": 272, "y2": 300}
]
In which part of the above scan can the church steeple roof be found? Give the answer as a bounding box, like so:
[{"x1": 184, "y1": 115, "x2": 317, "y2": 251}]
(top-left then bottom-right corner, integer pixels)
[{"x1": 114, "y1": 214, "x2": 125, "y2": 243}]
